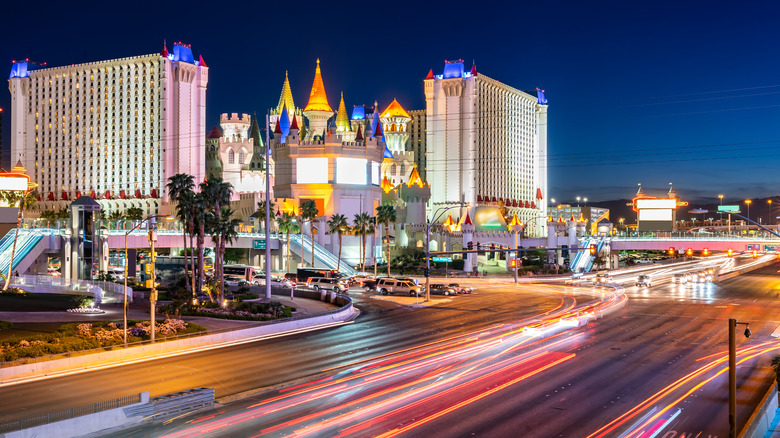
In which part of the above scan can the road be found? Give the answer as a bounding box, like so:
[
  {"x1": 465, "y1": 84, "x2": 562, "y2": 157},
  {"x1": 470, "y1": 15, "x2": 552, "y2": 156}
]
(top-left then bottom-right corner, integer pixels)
[{"x1": 2, "y1": 256, "x2": 780, "y2": 437}]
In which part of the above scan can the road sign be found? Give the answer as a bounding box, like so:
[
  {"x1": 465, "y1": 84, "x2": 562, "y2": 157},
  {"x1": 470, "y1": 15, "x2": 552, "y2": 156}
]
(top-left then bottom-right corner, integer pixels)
[
  {"x1": 431, "y1": 256, "x2": 452, "y2": 263},
  {"x1": 718, "y1": 205, "x2": 740, "y2": 213},
  {"x1": 253, "y1": 239, "x2": 266, "y2": 250}
]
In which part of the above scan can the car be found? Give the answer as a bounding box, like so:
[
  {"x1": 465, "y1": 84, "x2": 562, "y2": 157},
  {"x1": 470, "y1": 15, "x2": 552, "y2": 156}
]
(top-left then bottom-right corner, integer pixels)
[
  {"x1": 306, "y1": 277, "x2": 349, "y2": 293},
  {"x1": 224, "y1": 275, "x2": 247, "y2": 287},
  {"x1": 448, "y1": 283, "x2": 472, "y2": 294},
  {"x1": 429, "y1": 284, "x2": 456, "y2": 295},
  {"x1": 672, "y1": 273, "x2": 688, "y2": 284},
  {"x1": 636, "y1": 275, "x2": 651, "y2": 287},
  {"x1": 374, "y1": 278, "x2": 423, "y2": 296},
  {"x1": 592, "y1": 271, "x2": 613, "y2": 283},
  {"x1": 348, "y1": 275, "x2": 373, "y2": 287},
  {"x1": 362, "y1": 278, "x2": 379, "y2": 291}
]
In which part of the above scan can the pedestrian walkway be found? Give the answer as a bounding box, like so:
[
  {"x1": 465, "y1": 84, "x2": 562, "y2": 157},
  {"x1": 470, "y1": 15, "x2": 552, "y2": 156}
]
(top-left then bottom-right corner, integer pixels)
[{"x1": 766, "y1": 409, "x2": 780, "y2": 437}]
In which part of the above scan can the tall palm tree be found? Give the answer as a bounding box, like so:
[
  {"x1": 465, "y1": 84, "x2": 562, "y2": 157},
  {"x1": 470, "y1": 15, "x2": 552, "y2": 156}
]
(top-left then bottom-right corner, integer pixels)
[
  {"x1": 200, "y1": 176, "x2": 233, "y2": 300},
  {"x1": 376, "y1": 204, "x2": 397, "y2": 277},
  {"x1": 124, "y1": 207, "x2": 144, "y2": 221},
  {"x1": 107, "y1": 211, "x2": 124, "y2": 230},
  {"x1": 167, "y1": 173, "x2": 195, "y2": 293},
  {"x1": 352, "y1": 212, "x2": 374, "y2": 272},
  {"x1": 300, "y1": 200, "x2": 319, "y2": 267},
  {"x1": 256, "y1": 199, "x2": 276, "y2": 233},
  {"x1": 3, "y1": 189, "x2": 38, "y2": 290},
  {"x1": 276, "y1": 213, "x2": 299, "y2": 273},
  {"x1": 192, "y1": 192, "x2": 208, "y2": 297},
  {"x1": 327, "y1": 214, "x2": 348, "y2": 272},
  {"x1": 208, "y1": 206, "x2": 240, "y2": 303}
]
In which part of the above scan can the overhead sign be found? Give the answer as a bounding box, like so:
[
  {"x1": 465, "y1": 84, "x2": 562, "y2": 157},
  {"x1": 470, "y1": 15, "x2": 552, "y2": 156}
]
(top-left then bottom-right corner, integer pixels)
[
  {"x1": 718, "y1": 205, "x2": 740, "y2": 213},
  {"x1": 431, "y1": 256, "x2": 452, "y2": 262},
  {"x1": 637, "y1": 199, "x2": 676, "y2": 209},
  {"x1": 0, "y1": 174, "x2": 29, "y2": 192},
  {"x1": 253, "y1": 239, "x2": 266, "y2": 250}
]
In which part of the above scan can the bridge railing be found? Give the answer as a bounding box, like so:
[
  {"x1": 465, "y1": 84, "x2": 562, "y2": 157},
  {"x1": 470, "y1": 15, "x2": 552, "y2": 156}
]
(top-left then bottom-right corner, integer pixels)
[{"x1": 11, "y1": 275, "x2": 132, "y2": 304}]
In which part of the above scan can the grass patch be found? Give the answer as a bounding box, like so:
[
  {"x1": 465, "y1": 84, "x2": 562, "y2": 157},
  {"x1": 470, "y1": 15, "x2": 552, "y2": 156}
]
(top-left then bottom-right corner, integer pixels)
[{"x1": 0, "y1": 293, "x2": 85, "y2": 312}]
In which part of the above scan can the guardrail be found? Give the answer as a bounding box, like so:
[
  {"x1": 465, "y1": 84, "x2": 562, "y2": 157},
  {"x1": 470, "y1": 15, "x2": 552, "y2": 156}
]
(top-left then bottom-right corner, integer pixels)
[{"x1": 124, "y1": 387, "x2": 214, "y2": 421}]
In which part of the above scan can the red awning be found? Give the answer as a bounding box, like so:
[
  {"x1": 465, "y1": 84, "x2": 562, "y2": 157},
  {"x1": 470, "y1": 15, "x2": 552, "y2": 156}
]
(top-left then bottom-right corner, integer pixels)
[
  {"x1": 35, "y1": 193, "x2": 42, "y2": 201},
  {"x1": 512, "y1": 199, "x2": 518, "y2": 207},
  {"x1": 150, "y1": 188, "x2": 159, "y2": 198},
  {"x1": 531, "y1": 202, "x2": 536, "y2": 209},
  {"x1": 90, "y1": 190, "x2": 96, "y2": 199},
  {"x1": 491, "y1": 196, "x2": 497, "y2": 203},
  {"x1": 120, "y1": 190, "x2": 127, "y2": 199},
  {"x1": 61, "y1": 192, "x2": 69, "y2": 201},
  {"x1": 476, "y1": 195, "x2": 483, "y2": 202},
  {"x1": 75, "y1": 191, "x2": 82, "y2": 199},
  {"x1": 536, "y1": 188, "x2": 543, "y2": 199},
  {"x1": 525, "y1": 201, "x2": 530, "y2": 208},
  {"x1": 135, "y1": 189, "x2": 142, "y2": 198},
  {"x1": 47, "y1": 192, "x2": 54, "y2": 201},
  {"x1": 105, "y1": 190, "x2": 111, "y2": 199}
]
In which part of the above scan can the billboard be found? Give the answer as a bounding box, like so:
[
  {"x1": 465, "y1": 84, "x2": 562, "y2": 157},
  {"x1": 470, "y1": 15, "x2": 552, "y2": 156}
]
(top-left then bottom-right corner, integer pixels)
[
  {"x1": 639, "y1": 209, "x2": 673, "y2": 221},
  {"x1": 296, "y1": 158, "x2": 328, "y2": 184},
  {"x1": 0, "y1": 175, "x2": 28, "y2": 192},
  {"x1": 637, "y1": 199, "x2": 676, "y2": 209},
  {"x1": 718, "y1": 205, "x2": 740, "y2": 213},
  {"x1": 336, "y1": 157, "x2": 367, "y2": 185}
]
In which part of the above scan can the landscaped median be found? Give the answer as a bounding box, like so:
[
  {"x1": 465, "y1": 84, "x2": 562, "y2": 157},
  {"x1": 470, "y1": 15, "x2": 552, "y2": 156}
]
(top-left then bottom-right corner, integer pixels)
[{"x1": 0, "y1": 291, "x2": 358, "y2": 384}]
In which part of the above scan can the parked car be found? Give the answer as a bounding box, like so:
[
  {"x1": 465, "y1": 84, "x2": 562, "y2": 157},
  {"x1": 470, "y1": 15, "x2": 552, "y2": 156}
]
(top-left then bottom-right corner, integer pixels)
[
  {"x1": 429, "y1": 284, "x2": 456, "y2": 295},
  {"x1": 448, "y1": 283, "x2": 473, "y2": 294},
  {"x1": 374, "y1": 278, "x2": 423, "y2": 296},
  {"x1": 636, "y1": 275, "x2": 651, "y2": 287},
  {"x1": 224, "y1": 275, "x2": 248, "y2": 287},
  {"x1": 253, "y1": 275, "x2": 295, "y2": 288},
  {"x1": 306, "y1": 277, "x2": 349, "y2": 293}
]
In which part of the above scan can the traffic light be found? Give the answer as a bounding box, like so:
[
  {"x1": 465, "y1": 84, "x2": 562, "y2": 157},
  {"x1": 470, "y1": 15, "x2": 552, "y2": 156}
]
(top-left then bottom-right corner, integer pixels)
[
  {"x1": 686, "y1": 248, "x2": 693, "y2": 256},
  {"x1": 589, "y1": 244, "x2": 597, "y2": 255},
  {"x1": 510, "y1": 259, "x2": 517, "y2": 268},
  {"x1": 424, "y1": 268, "x2": 430, "y2": 277},
  {"x1": 728, "y1": 248, "x2": 734, "y2": 257},
  {"x1": 703, "y1": 248, "x2": 709, "y2": 256},
  {"x1": 752, "y1": 250, "x2": 758, "y2": 258},
  {"x1": 467, "y1": 241, "x2": 473, "y2": 250},
  {"x1": 668, "y1": 247, "x2": 675, "y2": 256},
  {"x1": 477, "y1": 242, "x2": 484, "y2": 255}
]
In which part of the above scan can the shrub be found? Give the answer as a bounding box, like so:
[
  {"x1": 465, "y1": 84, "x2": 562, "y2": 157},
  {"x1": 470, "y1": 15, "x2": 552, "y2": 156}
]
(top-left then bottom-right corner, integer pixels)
[{"x1": 0, "y1": 321, "x2": 12, "y2": 330}]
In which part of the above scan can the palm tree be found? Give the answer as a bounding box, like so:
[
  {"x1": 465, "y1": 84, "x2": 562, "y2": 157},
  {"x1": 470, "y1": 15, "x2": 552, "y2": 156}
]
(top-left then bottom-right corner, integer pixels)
[
  {"x1": 167, "y1": 174, "x2": 195, "y2": 294},
  {"x1": 276, "y1": 213, "x2": 299, "y2": 273},
  {"x1": 352, "y1": 212, "x2": 374, "y2": 272},
  {"x1": 376, "y1": 204, "x2": 397, "y2": 277},
  {"x1": 256, "y1": 199, "x2": 276, "y2": 233},
  {"x1": 192, "y1": 192, "x2": 208, "y2": 298},
  {"x1": 207, "y1": 206, "x2": 240, "y2": 303},
  {"x1": 3, "y1": 189, "x2": 38, "y2": 290},
  {"x1": 107, "y1": 211, "x2": 124, "y2": 230},
  {"x1": 327, "y1": 214, "x2": 348, "y2": 272},
  {"x1": 300, "y1": 200, "x2": 319, "y2": 267},
  {"x1": 200, "y1": 177, "x2": 233, "y2": 301},
  {"x1": 124, "y1": 207, "x2": 144, "y2": 221},
  {"x1": 40, "y1": 209, "x2": 58, "y2": 227}
]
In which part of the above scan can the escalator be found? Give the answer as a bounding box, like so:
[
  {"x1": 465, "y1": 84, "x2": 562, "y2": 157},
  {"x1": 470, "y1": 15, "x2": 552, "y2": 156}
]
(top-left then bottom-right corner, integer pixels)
[
  {"x1": 0, "y1": 229, "x2": 49, "y2": 275},
  {"x1": 288, "y1": 234, "x2": 358, "y2": 276},
  {"x1": 569, "y1": 237, "x2": 606, "y2": 273}
]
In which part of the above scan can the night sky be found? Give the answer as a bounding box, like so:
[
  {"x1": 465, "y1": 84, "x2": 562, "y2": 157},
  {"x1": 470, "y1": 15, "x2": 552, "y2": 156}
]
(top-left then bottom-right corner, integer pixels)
[{"x1": 3, "y1": 0, "x2": 779, "y2": 205}]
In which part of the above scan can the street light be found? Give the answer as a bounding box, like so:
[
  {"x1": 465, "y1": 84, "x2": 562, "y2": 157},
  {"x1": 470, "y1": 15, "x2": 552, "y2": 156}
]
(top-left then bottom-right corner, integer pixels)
[
  {"x1": 729, "y1": 318, "x2": 751, "y2": 438},
  {"x1": 123, "y1": 214, "x2": 171, "y2": 347},
  {"x1": 768, "y1": 199, "x2": 773, "y2": 226},
  {"x1": 425, "y1": 204, "x2": 466, "y2": 301},
  {"x1": 744, "y1": 199, "x2": 752, "y2": 222},
  {"x1": 718, "y1": 194, "x2": 724, "y2": 226},
  {"x1": 576, "y1": 196, "x2": 581, "y2": 207}
]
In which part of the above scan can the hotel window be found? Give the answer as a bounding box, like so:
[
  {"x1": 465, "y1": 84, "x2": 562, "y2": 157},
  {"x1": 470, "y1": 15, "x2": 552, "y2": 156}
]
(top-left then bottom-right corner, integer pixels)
[{"x1": 228, "y1": 150, "x2": 235, "y2": 164}]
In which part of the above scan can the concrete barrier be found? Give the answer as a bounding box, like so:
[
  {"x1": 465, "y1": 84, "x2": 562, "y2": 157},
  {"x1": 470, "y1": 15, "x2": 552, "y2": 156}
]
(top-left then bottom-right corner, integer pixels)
[
  {"x1": 740, "y1": 382, "x2": 778, "y2": 438},
  {"x1": 0, "y1": 296, "x2": 357, "y2": 384}
]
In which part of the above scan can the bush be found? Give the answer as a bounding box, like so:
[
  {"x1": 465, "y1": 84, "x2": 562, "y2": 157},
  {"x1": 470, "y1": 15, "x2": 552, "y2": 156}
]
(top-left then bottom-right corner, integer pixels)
[{"x1": 0, "y1": 321, "x2": 12, "y2": 330}]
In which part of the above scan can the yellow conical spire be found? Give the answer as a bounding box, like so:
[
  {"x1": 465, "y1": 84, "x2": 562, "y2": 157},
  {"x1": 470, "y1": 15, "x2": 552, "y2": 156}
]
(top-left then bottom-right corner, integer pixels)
[
  {"x1": 276, "y1": 70, "x2": 296, "y2": 116},
  {"x1": 382, "y1": 98, "x2": 411, "y2": 119},
  {"x1": 381, "y1": 172, "x2": 394, "y2": 193},
  {"x1": 304, "y1": 59, "x2": 333, "y2": 113},
  {"x1": 407, "y1": 164, "x2": 424, "y2": 188},
  {"x1": 336, "y1": 92, "x2": 351, "y2": 132}
]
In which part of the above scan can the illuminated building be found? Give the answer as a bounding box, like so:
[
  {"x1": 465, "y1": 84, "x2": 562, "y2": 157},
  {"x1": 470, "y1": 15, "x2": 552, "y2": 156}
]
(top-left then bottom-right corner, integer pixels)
[
  {"x1": 7, "y1": 42, "x2": 208, "y2": 216},
  {"x1": 424, "y1": 60, "x2": 548, "y2": 236},
  {"x1": 633, "y1": 184, "x2": 687, "y2": 232},
  {"x1": 407, "y1": 109, "x2": 426, "y2": 181},
  {"x1": 379, "y1": 99, "x2": 417, "y2": 187},
  {"x1": 548, "y1": 204, "x2": 609, "y2": 236}
]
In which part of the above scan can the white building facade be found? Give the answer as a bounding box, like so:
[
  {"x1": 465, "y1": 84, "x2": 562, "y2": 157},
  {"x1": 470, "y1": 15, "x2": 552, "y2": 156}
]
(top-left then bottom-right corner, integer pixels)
[
  {"x1": 7, "y1": 42, "x2": 208, "y2": 216},
  {"x1": 424, "y1": 60, "x2": 548, "y2": 236}
]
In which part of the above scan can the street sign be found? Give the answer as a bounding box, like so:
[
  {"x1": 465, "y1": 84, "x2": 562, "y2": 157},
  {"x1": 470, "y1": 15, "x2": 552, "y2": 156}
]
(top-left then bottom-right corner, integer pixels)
[
  {"x1": 765, "y1": 245, "x2": 778, "y2": 251},
  {"x1": 718, "y1": 205, "x2": 740, "y2": 213},
  {"x1": 431, "y1": 256, "x2": 452, "y2": 262},
  {"x1": 253, "y1": 239, "x2": 266, "y2": 250}
]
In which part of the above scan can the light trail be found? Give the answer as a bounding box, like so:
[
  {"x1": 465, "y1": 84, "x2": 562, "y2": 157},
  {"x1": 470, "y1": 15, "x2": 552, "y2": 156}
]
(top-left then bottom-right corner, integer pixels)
[{"x1": 161, "y1": 286, "x2": 625, "y2": 438}]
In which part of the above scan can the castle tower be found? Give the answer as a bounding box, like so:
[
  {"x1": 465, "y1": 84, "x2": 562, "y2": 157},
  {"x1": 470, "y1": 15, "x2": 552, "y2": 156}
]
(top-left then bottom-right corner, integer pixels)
[
  {"x1": 380, "y1": 99, "x2": 411, "y2": 154},
  {"x1": 303, "y1": 59, "x2": 334, "y2": 139},
  {"x1": 335, "y1": 92, "x2": 355, "y2": 142},
  {"x1": 277, "y1": 70, "x2": 296, "y2": 116},
  {"x1": 220, "y1": 113, "x2": 250, "y2": 139}
]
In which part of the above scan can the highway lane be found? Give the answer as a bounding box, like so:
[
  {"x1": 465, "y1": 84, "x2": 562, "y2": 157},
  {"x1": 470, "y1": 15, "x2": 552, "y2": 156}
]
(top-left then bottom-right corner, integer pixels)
[
  {"x1": 122, "y1": 260, "x2": 780, "y2": 437},
  {"x1": 0, "y1": 283, "x2": 569, "y2": 426}
]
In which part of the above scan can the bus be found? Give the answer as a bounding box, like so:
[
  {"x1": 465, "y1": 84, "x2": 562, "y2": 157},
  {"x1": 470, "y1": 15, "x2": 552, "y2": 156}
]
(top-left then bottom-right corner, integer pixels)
[
  {"x1": 223, "y1": 264, "x2": 259, "y2": 281},
  {"x1": 296, "y1": 268, "x2": 341, "y2": 283}
]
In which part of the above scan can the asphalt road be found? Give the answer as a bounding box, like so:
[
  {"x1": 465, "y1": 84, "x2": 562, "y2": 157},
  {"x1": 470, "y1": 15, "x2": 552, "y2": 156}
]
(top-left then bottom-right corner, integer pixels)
[{"x1": 3, "y1": 257, "x2": 780, "y2": 437}]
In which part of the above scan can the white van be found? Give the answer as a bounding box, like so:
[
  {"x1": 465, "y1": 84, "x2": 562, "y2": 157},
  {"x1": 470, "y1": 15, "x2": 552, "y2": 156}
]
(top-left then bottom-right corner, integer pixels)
[
  {"x1": 375, "y1": 278, "x2": 423, "y2": 296},
  {"x1": 307, "y1": 277, "x2": 349, "y2": 293}
]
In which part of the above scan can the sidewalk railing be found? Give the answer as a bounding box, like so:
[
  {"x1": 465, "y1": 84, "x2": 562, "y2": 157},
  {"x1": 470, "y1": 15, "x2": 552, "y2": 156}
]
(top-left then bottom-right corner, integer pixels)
[{"x1": 10, "y1": 274, "x2": 132, "y2": 304}]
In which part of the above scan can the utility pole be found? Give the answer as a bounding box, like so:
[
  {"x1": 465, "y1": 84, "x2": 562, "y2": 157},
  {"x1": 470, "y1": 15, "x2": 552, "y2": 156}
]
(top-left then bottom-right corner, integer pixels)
[{"x1": 149, "y1": 216, "x2": 157, "y2": 344}]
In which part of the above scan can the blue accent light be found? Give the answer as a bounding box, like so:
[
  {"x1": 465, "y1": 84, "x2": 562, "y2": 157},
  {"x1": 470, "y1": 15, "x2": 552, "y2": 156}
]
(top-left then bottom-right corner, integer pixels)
[
  {"x1": 351, "y1": 105, "x2": 365, "y2": 120},
  {"x1": 384, "y1": 145, "x2": 394, "y2": 159},
  {"x1": 9, "y1": 62, "x2": 29, "y2": 79},
  {"x1": 279, "y1": 106, "x2": 291, "y2": 140},
  {"x1": 172, "y1": 44, "x2": 195, "y2": 64},
  {"x1": 536, "y1": 89, "x2": 548, "y2": 105},
  {"x1": 442, "y1": 60, "x2": 465, "y2": 79}
]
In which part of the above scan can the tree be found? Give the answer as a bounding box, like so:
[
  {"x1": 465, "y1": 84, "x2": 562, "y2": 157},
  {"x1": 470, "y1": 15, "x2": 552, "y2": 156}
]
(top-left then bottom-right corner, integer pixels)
[
  {"x1": 256, "y1": 199, "x2": 276, "y2": 233},
  {"x1": 106, "y1": 211, "x2": 124, "y2": 230},
  {"x1": 124, "y1": 207, "x2": 144, "y2": 221},
  {"x1": 3, "y1": 189, "x2": 37, "y2": 290},
  {"x1": 192, "y1": 193, "x2": 208, "y2": 298},
  {"x1": 300, "y1": 200, "x2": 319, "y2": 267},
  {"x1": 376, "y1": 204, "x2": 397, "y2": 277},
  {"x1": 352, "y1": 212, "x2": 374, "y2": 272},
  {"x1": 327, "y1": 214, "x2": 348, "y2": 272},
  {"x1": 167, "y1": 173, "x2": 195, "y2": 294},
  {"x1": 207, "y1": 206, "x2": 239, "y2": 304},
  {"x1": 276, "y1": 213, "x2": 299, "y2": 273},
  {"x1": 40, "y1": 209, "x2": 58, "y2": 227},
  {"x1": 200, "y1": 177, "x2": 233, "y2": 302}
]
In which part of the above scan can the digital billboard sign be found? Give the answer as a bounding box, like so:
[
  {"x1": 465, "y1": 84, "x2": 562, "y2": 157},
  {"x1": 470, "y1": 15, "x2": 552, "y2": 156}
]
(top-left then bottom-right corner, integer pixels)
[{"x1": 296, "y1": 158, "x2": 328, "y2": 184}]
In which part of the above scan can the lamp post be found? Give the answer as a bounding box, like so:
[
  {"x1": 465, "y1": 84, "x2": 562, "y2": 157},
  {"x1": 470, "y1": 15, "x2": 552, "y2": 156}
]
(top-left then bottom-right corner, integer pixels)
[
  {"x1": 718, "y1": 194, "x2": 724, "y2": 225},
  {"x1": 576, "y1": 196, "x2": 581, "y2": 207},
  {"x1": 745, "y1": 199, "x2": 752, "y2": 222},
  {"x1": 425, "y1": 204, "x2": 465, "y2": 302},
  {"x1": 768, "y1": 199, "x2": 773, "y2": 226},
  {"x1": 374, "y1": 215, "x2": 378, "y2": 279},
  {"x1": 619, "y1": 218, "x2": 624, "y2": 236},
  {"x1": 123, "y1": 214, "x2": 170, "y2": 347},
  {"x1": 729, "y1": 318, "x2": 751, "y2": 438}
]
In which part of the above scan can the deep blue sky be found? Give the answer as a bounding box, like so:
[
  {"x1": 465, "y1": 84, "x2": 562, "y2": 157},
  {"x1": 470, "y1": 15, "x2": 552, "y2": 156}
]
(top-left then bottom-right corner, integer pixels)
[{"x1": 3, "y1": 0, "x2": 779, "y2": 205}]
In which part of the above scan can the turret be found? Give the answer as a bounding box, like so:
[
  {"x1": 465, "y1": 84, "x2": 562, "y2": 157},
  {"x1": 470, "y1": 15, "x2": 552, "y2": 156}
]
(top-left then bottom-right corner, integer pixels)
[
  {"x1": 380, "y1": 99, "x2": 411, "y2": 154},
  {"x1": 303, "y1": 59, "x2": 334, "y2": 140}
]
